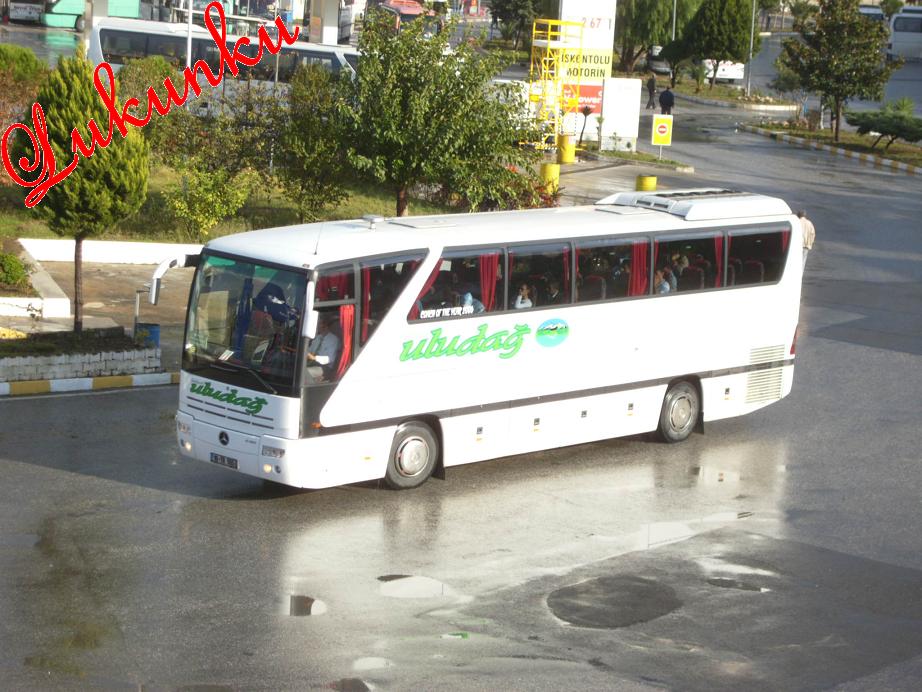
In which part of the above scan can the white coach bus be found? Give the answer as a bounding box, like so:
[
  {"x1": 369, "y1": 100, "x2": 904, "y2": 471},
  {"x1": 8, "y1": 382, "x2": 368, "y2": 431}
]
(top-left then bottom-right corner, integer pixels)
[{"x1": 152, "y1": 189, "x2": 803, "y2": 490}]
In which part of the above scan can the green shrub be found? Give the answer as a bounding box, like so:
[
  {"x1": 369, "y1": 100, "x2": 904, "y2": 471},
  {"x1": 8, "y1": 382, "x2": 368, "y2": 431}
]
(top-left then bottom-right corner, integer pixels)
[
  {"x1": 0, "y1": 45, "x2": 48, "y2": 84},
  {"x1": 0, "y1": 252, "x2": 29, "y2": 288}
]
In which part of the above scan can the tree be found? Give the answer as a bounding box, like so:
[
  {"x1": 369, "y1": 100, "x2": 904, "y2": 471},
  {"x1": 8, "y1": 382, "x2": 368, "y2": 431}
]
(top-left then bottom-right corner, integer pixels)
[
  {"x1": 845, "y1": 98, "x2": 922, "y2": 150},
  {"x1": 0, "y1": 45, "x2": 47, "y2": 162},
  {"x1": 116, "y1": 56, "x2": 192, "y2": 162},
  {"x1": 769, "y1": 58, "x2": 810, "y2": 118},
  {"x1": 487, "y1": 0, "x2": 539, "y2": 50},
  {"x1": 342, "y1": 12, "x2": 539, "y2": 216},
  {"x1": 880, "y1": 0, "x2": 903, "y2": 20},
  {"x1": 615, "y1": 0, "x2": 701, "y2": 73},
  {"x1": 26, "y1": 55, "x2": 148, "y2": 332},
  {"x1": 279, "y1": 64, "x2": 350, "y2": 222},
  {"x1": 660, "y1": 38, "x2": 695, "y2": 87},
  {"x1": 779, "y1": 0, "x2": 901, "y2": 141},
  {"x1": 685, "y1": 0, "x2": 759, "y2": 89},
  {"x1": 615, "y1": 0, "x2": 672, "y2": 72}
]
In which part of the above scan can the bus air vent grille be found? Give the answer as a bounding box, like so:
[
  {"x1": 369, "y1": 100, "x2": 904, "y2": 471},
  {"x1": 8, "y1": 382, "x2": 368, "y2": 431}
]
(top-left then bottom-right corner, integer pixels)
[
  {"x1": 746, "y1": 368, "x2": 783, "y2": 403},
  {"x1": 746, "y1": 345, "x2": 785, "y2": 403},
  {"x1": 749, "y1": 345, "x2": 785, "y2": 365}
]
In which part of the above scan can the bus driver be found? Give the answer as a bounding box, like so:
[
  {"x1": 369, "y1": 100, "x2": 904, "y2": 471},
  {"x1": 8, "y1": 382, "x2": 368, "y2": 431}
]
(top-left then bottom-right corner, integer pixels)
[{"x1": 306, "y1": 313, "x2": 340, "y2": 380}]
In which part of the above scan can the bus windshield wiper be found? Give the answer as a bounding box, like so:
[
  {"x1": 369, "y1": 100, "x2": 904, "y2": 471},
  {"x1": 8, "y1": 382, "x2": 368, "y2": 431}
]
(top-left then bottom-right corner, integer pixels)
[{"x1": 210, "y1": 361, "x2": 278, "y2": 395}]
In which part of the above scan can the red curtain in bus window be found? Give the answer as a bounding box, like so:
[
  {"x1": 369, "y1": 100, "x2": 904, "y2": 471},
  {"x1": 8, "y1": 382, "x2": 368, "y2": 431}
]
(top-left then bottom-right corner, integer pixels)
[
  {"x1": 317, "y1": 272, "x2": 349, "y2": 300},
  {"x1": 408, "y1": 263, "x2": 441, "y2": 320},
  {"x1": 479, "y1": 253, "x2": 499, "y2": 311},
  {"x1": 361, "y1": 267, "x2": 372, "y2": 342},
  {"x1": 562, "y1": 247, "x2": 570, "y2": 297},
  {"x1": 629, "y1": 239, "x2": 649, "y2": 296},
  {"x1": 714, "y1": 235, "x2": 723, "y2": 287},
  {"x1": 336, "y1": 304, "x2": 354, "y2": 380},
  {"x1": 780, "y1": 229, "x2": 791, "y2": 252}
]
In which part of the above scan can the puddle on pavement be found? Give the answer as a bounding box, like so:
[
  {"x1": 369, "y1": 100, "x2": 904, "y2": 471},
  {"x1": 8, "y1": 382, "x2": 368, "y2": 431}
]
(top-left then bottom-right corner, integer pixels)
[
  {"x1": 547, "y1": 575, "x2": 681, "y2": 629},
  {"x1": 707, "y1": 577, "x2": 769, "y2": 592},
  {"x1": 289, "y1": 595, "x2": 327, "y2": 616},
  {"x1": 0, "y1": 533, "x2": 39, "y2": 548},
  {"x1": 352, "y1": 656, "x2": 393, "y2": 671},
  {"x1": 323, "y1": 679, "x2": 371, "y2": 692},
  {"x1": 377, "y1": 574, "x2": 448, "y2": 598}
]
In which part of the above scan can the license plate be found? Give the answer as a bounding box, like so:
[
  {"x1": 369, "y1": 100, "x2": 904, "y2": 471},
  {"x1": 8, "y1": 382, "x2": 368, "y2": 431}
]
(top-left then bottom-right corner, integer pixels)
[{"x1": 209, "y1": 452, "x2": 238, "y2": 470}]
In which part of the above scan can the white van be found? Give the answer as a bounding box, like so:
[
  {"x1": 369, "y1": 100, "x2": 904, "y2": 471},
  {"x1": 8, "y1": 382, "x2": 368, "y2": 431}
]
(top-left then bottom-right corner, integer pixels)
[
  {"x1": 702, "y1": 59, "x2": 745, "y2": 84},
  {"x1": 888, "y1": 7, "x2": 922, "y2": 60}
]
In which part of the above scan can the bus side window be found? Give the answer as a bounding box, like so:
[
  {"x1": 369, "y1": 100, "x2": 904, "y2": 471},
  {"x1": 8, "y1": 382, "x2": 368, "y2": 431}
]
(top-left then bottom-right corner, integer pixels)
[
  {"x1": 409, "y1": 250, "x2": 504, "y2": 321},
  {"x1": 728, "y1": 229, "x2": 790, "y2": 285},
  {"x1": 360, "y1": 255, "x2": 424, "y2": 344},
  {"x1": 574, "y1": 239, "x2": 634, "y2": 301},
  {"x1": 100, "y1": 29, "x2": 148, "y2": 66},
  {"x1": 300, "y1": 51, "x2": 336, "y2": 73},
  {"x1": 656, "y1": 234, "x2": 722, "y2": 293},
  {"x1": 147, "y1": 35, "x2": 187, "y2": 68},
  {"x1": 193, "y1": 37, "x2": 222, "y2": 74},
  {"x1": 508, "y1": 243, "x2": 571, "y2": 309},
  {"x1": 276, "y1": 48, "x2": 300, "y2": 83}
]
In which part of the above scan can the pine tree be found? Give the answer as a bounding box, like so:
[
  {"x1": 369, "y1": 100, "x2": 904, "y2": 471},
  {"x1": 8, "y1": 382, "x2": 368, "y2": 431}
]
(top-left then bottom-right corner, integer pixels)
[{"x1": 29, "y1": 55, "x2": 148, "y2": 332}]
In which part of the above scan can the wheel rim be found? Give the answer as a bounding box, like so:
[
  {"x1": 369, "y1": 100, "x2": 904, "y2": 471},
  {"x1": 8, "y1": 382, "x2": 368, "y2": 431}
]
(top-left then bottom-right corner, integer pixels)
[
  {"x1": 669, "y1": 393, "x2": 694, "y2": 433},
  {"x1": 395, "y1": 436, "x2": 430, "y2": 477}
]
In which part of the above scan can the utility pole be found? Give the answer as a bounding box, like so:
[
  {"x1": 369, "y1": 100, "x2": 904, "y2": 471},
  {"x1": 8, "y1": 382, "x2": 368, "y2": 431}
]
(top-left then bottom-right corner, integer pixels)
[{"x1": 746, "y1": 0, "x2": 756, "y2": 97}]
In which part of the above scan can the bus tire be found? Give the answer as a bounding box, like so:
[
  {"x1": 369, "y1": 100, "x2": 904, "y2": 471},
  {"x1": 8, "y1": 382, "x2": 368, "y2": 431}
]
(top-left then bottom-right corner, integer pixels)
[
  {"x1": 384, "y1": 422, "x2": 439, "y2": 490},
  {"x1": 74, "y1": 16, "x2": 85, "y2": 32},
  {"x1": 657, "y1": 381, "x2": 699, "y2": 443}
]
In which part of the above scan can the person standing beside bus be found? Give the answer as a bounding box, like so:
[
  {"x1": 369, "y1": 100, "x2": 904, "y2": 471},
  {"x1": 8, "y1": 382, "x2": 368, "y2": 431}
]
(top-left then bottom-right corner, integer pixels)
[{"x1": 798, "y1": 209, "x2": 815, "y2": 265}]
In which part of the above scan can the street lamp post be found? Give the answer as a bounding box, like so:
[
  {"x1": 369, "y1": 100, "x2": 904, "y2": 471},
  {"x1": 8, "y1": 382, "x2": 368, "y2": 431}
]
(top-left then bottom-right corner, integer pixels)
[
  {"x1": 746, "y1": 0, "x2": 756, "y2": 96},
  {"x1": 672, "y1": 0, "x2": 677, "y2": 41},
  {"x1": 185, "y1": 0, "x2": 194, "y2": 71}
]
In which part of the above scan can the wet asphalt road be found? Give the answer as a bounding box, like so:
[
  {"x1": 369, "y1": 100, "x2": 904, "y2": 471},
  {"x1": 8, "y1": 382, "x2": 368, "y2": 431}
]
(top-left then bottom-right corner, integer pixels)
[{"x1": 2, "y1": 107, "x2": 922, "y2": 687}]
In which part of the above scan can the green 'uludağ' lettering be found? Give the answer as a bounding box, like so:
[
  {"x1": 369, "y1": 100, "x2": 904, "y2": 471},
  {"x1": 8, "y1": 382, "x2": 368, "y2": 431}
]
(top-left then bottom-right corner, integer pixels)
[
  {"x1": 400, "y1": 323, "x2": 531, "y2": 362},
  {"x1": 189, "y1": 380, "x2": 269, "y2": 415}
]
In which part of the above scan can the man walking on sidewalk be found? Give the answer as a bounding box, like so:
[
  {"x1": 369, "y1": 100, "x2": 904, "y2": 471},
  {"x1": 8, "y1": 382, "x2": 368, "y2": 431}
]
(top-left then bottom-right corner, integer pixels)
[{"x1": 645, "y1": 73, "x2": 657, "y2": 110}]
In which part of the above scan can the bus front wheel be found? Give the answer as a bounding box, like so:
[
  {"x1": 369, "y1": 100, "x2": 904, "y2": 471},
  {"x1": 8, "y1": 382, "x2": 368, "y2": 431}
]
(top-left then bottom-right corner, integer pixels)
[
  {"x1": 384, "y1": 422, "x2": 439, "y2": 490},
  {"x1": 657, "y1": 381, "x2": 699, "y2": 443}
]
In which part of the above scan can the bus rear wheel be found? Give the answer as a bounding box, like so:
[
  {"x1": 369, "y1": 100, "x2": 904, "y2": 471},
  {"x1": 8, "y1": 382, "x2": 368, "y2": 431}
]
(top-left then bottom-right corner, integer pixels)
[
  {"x1": 658, "y1": 381, "x2": 699, "y2": 443},
  {"x1": 384, "y1": 422, "x2": 439, "y2": 490}
]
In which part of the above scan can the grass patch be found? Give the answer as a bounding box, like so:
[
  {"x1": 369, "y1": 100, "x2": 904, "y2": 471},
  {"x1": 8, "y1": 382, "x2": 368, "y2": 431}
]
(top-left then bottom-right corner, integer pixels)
[
  {"x1": 591, "y1": 148, "x2": 689, "y2": 168},
  {"x1": 757, "y1": 124, "x2": 922, "y2": 167},
  {"x1": 1, "y1": 170, "x2": 456, "y2": 244},
  {"x1": 0, "y1": 327, "x2": 141, "y2": 358}
]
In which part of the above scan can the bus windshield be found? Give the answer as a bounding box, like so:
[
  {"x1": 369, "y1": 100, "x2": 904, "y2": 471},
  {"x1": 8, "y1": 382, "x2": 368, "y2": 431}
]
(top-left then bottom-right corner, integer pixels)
[{"x1": 183, "y1": 254, "x2": 307, "y2": 395}]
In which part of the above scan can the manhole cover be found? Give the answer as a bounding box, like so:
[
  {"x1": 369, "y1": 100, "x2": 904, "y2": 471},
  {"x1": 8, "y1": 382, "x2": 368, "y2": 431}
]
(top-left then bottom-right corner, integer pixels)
[{"x1": 547, "y1": 575, "x2": 681, "y2": 629}]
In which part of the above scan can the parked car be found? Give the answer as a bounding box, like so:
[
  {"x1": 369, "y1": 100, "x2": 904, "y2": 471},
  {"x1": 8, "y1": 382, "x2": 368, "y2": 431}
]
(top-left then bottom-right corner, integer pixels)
[{"x1": 647, "y1": 45, "x2": 671, "y2": 74}]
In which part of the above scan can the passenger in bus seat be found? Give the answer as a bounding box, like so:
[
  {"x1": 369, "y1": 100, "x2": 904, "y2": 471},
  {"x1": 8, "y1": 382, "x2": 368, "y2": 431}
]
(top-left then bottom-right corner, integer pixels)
[
  {"x1": 514, "y1": 284, "x2": 534, "y2": 309},
  {"x1": 544, "y1": 280, "x2": 563, "y2": 305},
  {"x1": 663, "y1": 266, "x2": 677, "y2": 292},
  {"x1": 654, "y1": 269, "x2": 671, "y2": 294},
  {"x1": 612, "y1": 260, "x2": 630, "y2": 297}
]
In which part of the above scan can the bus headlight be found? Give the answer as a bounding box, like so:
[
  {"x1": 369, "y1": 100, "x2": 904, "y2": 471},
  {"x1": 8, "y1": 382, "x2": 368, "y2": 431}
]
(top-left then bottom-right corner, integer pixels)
[
  {"x1": 177, "y1": 419, "x2": 191, "y2": 434},
  {"x1": 261, "y1": 445, "x2": 286, "y2": 459}
]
